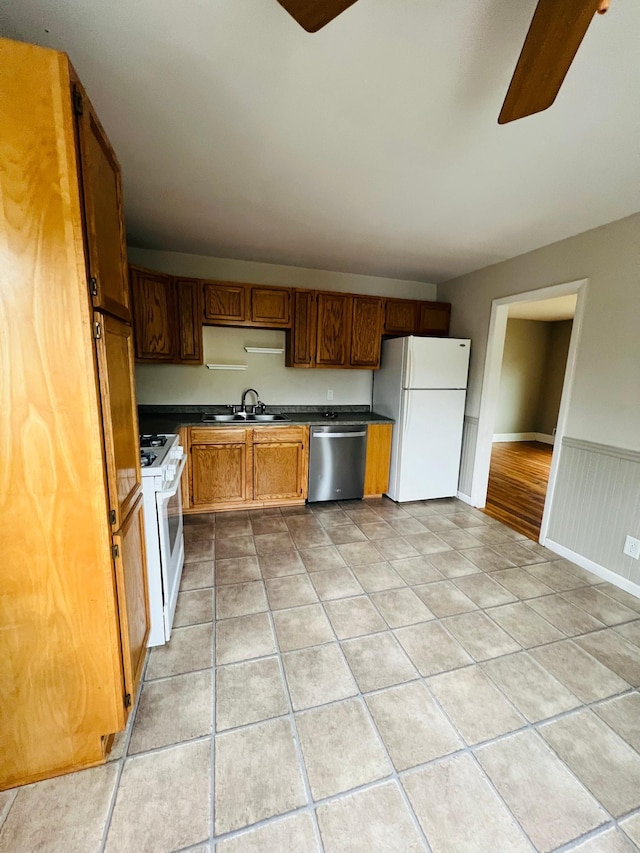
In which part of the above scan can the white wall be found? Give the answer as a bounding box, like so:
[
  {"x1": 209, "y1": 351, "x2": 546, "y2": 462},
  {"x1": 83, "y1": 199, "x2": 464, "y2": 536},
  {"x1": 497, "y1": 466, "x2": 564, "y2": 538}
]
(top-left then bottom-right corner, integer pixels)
[
  {"x1": 129, "y1": 248, "x2": 437, "y2": 406},
  {"x1": 438, "y1": 214, "x2": 640, "y2": 452}
]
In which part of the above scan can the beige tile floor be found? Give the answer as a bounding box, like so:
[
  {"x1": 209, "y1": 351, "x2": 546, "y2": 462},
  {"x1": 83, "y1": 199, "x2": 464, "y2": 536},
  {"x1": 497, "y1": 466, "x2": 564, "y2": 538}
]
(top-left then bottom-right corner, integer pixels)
[{"x1": 2, "y1": 497, "x2": 640, "y2": 852}]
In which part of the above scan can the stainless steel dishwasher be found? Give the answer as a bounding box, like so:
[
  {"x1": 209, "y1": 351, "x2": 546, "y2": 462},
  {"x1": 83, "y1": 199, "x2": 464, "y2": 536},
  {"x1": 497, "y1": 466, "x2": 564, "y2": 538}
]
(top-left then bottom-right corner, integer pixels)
[{"x1": 307, "y1": 424, "x2": 368, "y2": 502}]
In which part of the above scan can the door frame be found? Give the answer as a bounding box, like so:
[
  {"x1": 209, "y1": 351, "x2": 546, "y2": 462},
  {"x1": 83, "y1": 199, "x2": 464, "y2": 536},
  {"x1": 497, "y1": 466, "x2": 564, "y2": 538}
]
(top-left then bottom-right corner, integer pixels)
[{"x1": 470, "y1": 278, "x2": 588, "y2": 543}]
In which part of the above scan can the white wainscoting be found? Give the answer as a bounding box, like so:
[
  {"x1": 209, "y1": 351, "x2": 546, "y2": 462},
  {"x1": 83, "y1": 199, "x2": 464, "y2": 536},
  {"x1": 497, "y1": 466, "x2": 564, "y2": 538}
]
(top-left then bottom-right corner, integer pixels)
[
  {"x1": 458, "y1": 416, "x2": 478, "y2": 503},
  {"x1": 545, "y1": 437, "x2": 640, "y2": 588}
]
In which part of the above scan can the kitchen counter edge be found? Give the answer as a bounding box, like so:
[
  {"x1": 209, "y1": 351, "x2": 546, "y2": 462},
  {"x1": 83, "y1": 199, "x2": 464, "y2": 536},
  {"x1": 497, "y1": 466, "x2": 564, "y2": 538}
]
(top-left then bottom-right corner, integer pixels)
[{"x1": 139, "y1": 410, "x2": 394, "y2": 435}]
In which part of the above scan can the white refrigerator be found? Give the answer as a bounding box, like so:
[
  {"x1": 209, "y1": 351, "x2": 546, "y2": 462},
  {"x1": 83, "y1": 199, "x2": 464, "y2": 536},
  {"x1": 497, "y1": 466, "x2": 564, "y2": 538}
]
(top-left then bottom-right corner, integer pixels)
[{"x1": 373, "y1": 336, "x2": 471, "y2": 502}]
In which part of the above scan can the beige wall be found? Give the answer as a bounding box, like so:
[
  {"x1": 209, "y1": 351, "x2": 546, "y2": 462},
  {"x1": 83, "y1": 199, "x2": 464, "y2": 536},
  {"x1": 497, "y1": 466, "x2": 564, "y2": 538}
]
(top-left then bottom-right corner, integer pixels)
[
  {"x1": 538, "y1": 320, "x2": 572, "y2": 436},
  {"x1": 495, "y1": 319, "x2": 550, "y2": 434},
  {"x1": 129, "y1": 248, "x2": 437, "y2": 406},
  {"x1": 495, "y1": 318, "x2": 572, "y2": 436},
  {"x1": 439, "y1": 214, "x2": 640, "y2": 452}
]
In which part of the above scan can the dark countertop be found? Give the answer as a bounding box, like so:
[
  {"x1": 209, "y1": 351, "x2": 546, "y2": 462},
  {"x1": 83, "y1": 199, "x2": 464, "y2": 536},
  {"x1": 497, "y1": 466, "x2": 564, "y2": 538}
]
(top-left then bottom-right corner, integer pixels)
[{"x1": 138, "y1": 405, "x2": 394, "y2": 435}]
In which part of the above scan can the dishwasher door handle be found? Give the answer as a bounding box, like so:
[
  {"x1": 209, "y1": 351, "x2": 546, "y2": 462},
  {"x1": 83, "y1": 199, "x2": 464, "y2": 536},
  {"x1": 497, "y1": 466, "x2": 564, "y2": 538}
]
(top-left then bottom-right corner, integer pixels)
[{"x1": 313, "y1": 431, "x2": 367, "y2": 439}]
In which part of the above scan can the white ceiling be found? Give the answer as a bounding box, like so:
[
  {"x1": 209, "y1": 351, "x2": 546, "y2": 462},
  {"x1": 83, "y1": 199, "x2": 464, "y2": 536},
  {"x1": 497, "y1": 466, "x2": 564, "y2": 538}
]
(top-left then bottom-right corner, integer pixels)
[
  {"x1": 508, "y1": 295, "x2": 576, "y2": 322},
  {"x1": 2, "y1": 0, "x2": 639, "y2": 283}
]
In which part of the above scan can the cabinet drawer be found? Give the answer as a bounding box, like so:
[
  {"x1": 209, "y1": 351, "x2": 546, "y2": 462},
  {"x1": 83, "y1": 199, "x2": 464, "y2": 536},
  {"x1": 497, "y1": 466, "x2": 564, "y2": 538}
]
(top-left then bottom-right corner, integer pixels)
[
  {"x1": 189, "y1": 427, "x2": 248, "y2": 444},
  {"x1": 252, "y1": 426, "x2": 308, "y2": 444}
]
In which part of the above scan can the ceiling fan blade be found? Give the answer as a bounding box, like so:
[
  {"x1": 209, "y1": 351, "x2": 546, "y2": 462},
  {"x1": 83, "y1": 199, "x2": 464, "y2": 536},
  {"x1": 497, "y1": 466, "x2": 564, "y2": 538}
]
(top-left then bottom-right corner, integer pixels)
[
  {"x1": 498, "y1": 0, "x2": 602, "y2": 124},
  {"x1": 276, "y1": 0, "x2": 359, "y2": 33}
]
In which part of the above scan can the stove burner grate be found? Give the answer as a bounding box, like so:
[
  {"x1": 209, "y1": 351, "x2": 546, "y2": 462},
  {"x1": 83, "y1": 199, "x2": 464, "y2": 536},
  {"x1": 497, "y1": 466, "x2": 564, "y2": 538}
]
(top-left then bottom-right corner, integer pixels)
[
  {"x1": 140, "y1": 450, "x2": 157, "y2": 467},
  {"x1": 140, "y1": 434, "x2": 167, "y2": 448}
]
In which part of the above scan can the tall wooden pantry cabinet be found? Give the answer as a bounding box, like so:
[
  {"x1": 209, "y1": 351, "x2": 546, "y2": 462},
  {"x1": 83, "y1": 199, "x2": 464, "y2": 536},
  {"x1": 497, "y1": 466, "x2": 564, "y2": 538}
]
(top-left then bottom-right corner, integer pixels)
[{"x1": 0, "y1": 37, "x2": 149, "y2": 788}]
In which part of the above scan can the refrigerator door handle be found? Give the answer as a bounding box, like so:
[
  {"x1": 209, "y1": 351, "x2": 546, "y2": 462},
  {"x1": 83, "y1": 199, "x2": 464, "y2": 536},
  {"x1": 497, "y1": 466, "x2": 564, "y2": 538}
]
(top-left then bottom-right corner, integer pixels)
[{"x1": 406, "y1": 341, "x2": 412, "y2": 389}]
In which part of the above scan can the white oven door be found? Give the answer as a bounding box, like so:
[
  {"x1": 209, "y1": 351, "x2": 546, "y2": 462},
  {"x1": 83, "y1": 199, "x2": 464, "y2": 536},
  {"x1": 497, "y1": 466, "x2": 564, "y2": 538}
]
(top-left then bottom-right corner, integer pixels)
[{"x1": 156, "y1": 453, "x2": 187, "y2": 641}]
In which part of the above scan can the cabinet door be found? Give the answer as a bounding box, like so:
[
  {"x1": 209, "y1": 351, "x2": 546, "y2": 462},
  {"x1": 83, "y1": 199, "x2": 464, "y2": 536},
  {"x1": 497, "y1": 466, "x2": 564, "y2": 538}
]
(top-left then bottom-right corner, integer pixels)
[
  {"x1": 315, "y1": 292, "x2": 351, "y2": 367},
  {"x1": 286, "y1": 290, "x2": 316, "y2": 367},
  {"x1": 130, "y1": 267, "x2": 177, "y2": 361},
  {"x1": 74, "y1": 85, "x2": 130, "y2": 322},
  {"x1": 94, "y1": 313, "x2": 141, "y2": 529},
  {"x1": 417, "y1": 302, "x2": 451, "y2": 336},
  {"x1": 364, "y1": 424, "x2": 393, "y2": 497},
  {"x1": 112, "y1": 494, "x2": 149, "y2": 714},
  {"x1": 250, "y1": 287, "x2": 291, "y2": 327},
  {"x1": 350, "y1": 296, "x2": 383, "y2": 368},
  {"x1": 191, "y1": 444, "x2": 247, "y2": 506},
  {"x1": 204, "y1": 282, "x2": 246, "y2": 324},
  {"x1": 176, "y1": 279, "x2": 204, "y2": 363},
  {"x1": 384, "y1": 299, "x2": 418, "y2": 335},
  {"x1": 253, "y1": 442, "x2": 305, "y2": 500}
]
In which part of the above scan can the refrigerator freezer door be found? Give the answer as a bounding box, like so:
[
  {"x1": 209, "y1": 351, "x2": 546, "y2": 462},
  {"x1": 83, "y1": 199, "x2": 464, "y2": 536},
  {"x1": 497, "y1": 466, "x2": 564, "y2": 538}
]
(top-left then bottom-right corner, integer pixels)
[
  {"x1": 392, "y1": 389, "x2": 467, "y2": 502},
  {"x1": 405, "y1": 337, "x2": 470, "y2": 389}
]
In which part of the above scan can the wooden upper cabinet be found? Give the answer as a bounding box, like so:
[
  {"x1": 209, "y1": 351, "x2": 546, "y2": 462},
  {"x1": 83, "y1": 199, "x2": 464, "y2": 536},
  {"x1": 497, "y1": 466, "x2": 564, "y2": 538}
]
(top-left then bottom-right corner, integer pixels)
[
  {"x1": 112, "y1": 493, "x2": 149, "y2": 713},
  {"x1": 315, "y1": 292, "x2": 352, "y2": 367},
  {"x1": 130, "y1": 267, "x2": 177, "y2": 361},
  {"x1": 250, "y1": 287, "x2": 291, "y2": 327},
  {"x1": 417, "y1": 301, "x2": 451, "y2": 336},
  {"x1": 94, "y1": 313, "x2": 142, "y2": 529},
  {"x1": 176, "y1": 279, "x2": 204, "y2": 363},
  {"x1": 203, "y1": 282, "x2": 246, "y2": 324},
  {"x1": 203, "y1": 282, "x2": 291, "y2": 328},
  {"x1": 74, "y1": 84, "x2": 130, "y2": 322},
  {"x1": 350, "y1": 296, "x2": 383, "y2": 368},
  {"x1": 384, "y1": 299, "x2": 418, "y2": 335},
  {"x1": 286, "y1": 290, "x2": 317, "y2": 367}
]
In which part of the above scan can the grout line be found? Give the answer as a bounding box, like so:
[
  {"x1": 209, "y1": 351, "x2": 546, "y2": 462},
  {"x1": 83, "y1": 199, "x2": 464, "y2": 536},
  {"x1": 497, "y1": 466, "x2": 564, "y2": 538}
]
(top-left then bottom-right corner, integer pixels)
[
  {"x1": 98, "y1": 648, "x2": 150, "y2": 853},
  {"x1": 265, "y1": 607, "x2": 326, "y2": 852},
  {"x1": 315, "y1": 594, "x2": 435, "y2": 852},
  {"x1": 210, "y1": 608, "x2": 216, "y2": 849}
]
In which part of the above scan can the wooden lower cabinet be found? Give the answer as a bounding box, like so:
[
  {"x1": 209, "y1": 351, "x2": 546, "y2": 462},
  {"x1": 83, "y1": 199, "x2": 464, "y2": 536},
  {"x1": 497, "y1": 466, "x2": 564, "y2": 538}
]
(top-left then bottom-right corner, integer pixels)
[
  {"x1": 253, "y1": 428, "x2": 308, "y2": 501},
  {"x1": 364, "y1": 423, "x2": 393, "y2": 497},
  {"x1": 186, "y1": 426, "x2": 309, "y2": 511},
  {"x1": 191, "y1": 443, "x2": 248, "y2": 507}
]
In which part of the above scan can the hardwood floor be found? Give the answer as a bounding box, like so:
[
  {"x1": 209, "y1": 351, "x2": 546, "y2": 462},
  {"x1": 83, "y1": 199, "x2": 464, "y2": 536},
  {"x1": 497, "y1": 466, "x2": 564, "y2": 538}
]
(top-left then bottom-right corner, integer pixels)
[{"x1": 483, "y1": 441, "x2": 553, "y2": 541}]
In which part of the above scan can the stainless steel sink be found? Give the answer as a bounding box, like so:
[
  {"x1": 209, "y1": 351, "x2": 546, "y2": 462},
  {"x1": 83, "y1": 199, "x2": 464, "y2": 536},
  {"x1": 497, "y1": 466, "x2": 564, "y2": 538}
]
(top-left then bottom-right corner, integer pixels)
[
  {"x1": 252, "y1": 414, "x2": 289, "y2": 422},
  {"x1": 201, "y1": 412, "x2": 289, "y2": 423}
]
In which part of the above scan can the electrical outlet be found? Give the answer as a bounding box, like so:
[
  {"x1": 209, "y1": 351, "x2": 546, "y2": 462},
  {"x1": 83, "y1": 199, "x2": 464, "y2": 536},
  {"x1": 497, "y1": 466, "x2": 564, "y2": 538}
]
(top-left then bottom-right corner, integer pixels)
[
  {"x1": 327, "y1": 389, "x2": 334, "y2": 401},
  {"x1": 623, "y1": 535, "x2": 640, "y2": 560}
]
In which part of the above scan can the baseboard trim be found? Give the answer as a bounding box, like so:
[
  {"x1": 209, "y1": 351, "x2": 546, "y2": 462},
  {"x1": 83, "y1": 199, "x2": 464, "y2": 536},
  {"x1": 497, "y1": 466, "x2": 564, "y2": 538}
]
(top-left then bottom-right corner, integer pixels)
[
  {"x1": 493, "y1": 432, "x2": 555, "y2": 444},
  {"x1": 544, "y1": 539, "x2": 640, "y2": 599},
  {"x1": 536, "y1": 433, "x2": 555, "y2": 445}
]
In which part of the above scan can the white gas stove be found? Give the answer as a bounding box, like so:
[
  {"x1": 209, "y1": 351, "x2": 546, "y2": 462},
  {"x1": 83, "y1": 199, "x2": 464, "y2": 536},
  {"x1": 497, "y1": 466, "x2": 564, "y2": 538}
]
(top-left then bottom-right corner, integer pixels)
[{"x1": 140, "y1": 433, "x2": 187, "y2": 646}]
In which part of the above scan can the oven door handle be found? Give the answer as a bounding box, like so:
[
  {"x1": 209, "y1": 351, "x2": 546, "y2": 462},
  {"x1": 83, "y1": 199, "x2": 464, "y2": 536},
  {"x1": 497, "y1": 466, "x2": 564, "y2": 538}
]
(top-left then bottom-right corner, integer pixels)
[{"x1": 156, "y1": 454, "x2": 187, "y2": 500}]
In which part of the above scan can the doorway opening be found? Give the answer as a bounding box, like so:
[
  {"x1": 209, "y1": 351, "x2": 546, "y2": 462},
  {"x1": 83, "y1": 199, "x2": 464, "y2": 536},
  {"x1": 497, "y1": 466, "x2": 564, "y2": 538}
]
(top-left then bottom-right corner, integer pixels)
[{"x1": 470, "y1": 279, "x2": 588, "y2": 543}]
